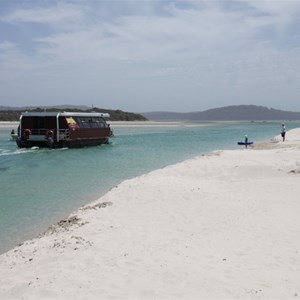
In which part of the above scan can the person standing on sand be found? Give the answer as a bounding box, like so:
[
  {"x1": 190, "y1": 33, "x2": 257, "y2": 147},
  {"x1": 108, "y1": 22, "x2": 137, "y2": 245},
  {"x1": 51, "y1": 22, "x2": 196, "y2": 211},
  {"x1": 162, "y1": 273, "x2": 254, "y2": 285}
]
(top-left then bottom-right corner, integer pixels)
[{"x1": 281, "y1": 123, "x2": 286, "y2": 141}]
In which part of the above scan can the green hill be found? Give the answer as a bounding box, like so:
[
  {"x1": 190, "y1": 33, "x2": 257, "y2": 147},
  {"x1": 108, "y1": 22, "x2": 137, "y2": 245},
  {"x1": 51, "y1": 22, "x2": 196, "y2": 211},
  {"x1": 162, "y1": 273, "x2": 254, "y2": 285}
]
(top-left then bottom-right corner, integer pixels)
[{"x1": 0, "y1": 107, "x2": 147, "y2": 122}]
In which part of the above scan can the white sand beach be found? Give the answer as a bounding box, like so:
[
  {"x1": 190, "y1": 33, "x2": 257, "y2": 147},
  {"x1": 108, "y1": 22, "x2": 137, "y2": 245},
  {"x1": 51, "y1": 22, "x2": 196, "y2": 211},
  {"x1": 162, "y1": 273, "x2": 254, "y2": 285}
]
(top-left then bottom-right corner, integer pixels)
[
  {"x1": 109, "y1": 121, "x2": 216, "y2": 128},
  {"x1": 0, "y1": 121, "x2": 19, "y2": 128},
  {"x1": 1, "y1": 129, "x2": 300, "y2": 299}
]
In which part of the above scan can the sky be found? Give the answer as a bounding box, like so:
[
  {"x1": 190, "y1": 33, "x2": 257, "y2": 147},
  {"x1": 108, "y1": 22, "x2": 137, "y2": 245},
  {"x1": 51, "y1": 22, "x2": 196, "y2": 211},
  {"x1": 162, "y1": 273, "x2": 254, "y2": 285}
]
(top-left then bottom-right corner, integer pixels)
[{"x1": 1, "y1": 0, "x2": 300, "y2": 113}]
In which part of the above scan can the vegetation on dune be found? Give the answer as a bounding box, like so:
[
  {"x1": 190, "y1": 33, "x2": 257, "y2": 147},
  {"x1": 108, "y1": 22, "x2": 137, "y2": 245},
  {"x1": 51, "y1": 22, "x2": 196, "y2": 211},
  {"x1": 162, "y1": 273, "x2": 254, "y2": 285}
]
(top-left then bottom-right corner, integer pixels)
[
  {"x1": 0, "y1": 110, "x2": 20, "y2": 121},
  {"x1": 0, "y1": 107, "x2": 147, "y2": 122}
]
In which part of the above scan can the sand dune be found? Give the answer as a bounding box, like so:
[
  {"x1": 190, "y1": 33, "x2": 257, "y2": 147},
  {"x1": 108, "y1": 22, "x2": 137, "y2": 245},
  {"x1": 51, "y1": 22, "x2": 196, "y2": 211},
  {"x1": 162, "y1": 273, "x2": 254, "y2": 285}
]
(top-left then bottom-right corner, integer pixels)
[{"x1": 1, "y1": 129, "x2": 300, "y2": 299}]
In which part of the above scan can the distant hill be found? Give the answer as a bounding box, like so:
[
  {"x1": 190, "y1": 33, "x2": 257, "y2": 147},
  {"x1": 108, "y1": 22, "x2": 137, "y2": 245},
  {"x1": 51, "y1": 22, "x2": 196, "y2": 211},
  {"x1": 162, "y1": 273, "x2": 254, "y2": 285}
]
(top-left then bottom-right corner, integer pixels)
[
  {"x1": 141, "y1": 105, "x2": 300, "y2": 121},
  {"x1": 0, "y1": 106, "x2": 147, "y2": 122}
]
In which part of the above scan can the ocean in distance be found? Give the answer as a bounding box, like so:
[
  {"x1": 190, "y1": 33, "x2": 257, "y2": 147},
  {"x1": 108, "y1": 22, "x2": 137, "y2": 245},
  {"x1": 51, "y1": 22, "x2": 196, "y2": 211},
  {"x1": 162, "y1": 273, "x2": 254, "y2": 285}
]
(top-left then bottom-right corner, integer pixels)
[{"x1": 1, "y1": 120, "x2": 299, "y2": 254}]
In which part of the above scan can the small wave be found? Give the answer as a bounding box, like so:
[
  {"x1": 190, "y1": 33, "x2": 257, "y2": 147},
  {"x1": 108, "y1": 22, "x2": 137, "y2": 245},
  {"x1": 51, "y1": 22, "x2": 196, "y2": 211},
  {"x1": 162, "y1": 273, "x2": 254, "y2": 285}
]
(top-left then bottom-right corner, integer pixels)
[
  {"x1": 0, "y1": 148, "x2": 40, "y2": 157},
  {"x1": 0, "y1": 146, "x2": 69, "y2": 156}
]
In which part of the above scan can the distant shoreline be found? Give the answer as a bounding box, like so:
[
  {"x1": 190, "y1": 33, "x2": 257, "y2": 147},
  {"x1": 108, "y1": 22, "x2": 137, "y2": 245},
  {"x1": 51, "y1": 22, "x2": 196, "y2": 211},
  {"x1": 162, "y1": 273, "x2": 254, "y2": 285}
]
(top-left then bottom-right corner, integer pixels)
[
  {"x1": 0, "y1": 120, "x2": 296, "y2": 128},
  {"x1": 0, "y1": 120, "x2": 250, "y2": 129}
]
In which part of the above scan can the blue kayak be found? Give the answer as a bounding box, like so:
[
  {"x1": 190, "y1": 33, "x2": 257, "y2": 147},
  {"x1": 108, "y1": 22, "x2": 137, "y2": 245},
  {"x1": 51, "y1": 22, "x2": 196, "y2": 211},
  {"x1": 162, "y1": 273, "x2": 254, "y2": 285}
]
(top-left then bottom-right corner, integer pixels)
[{"x1": 237, "y1": 141, "x2": 253, "y2": 145}]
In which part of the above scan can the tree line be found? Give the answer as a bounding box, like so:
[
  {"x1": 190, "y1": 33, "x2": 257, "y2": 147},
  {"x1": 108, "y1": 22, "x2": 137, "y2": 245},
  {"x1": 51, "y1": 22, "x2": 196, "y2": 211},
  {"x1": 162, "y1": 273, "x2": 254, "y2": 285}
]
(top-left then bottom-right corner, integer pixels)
[{"x1": 0, "y1": 107, "x2": 147, "y2": 122}]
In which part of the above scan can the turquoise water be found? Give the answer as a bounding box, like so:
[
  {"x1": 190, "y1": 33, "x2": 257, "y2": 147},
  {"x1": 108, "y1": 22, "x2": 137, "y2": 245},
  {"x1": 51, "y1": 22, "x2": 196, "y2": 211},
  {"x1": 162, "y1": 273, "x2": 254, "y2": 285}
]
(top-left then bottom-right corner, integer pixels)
[{"x1": 1, "y1": 121, "x2": 299, "y2": 254}]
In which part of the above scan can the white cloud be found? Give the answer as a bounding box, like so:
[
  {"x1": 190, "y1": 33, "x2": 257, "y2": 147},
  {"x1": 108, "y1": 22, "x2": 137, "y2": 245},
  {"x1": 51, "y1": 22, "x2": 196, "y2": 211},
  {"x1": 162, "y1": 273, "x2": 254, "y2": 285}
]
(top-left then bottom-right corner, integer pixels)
[
  {"x1": 0, "y1": 41, "x2": 16, "y2": 50},
  {"x1": 247, "y1": 0, "x2": 300, "y2": 16},
  {"x1": 1, "y1": 3, "x2": 86, "y2": 25}
]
